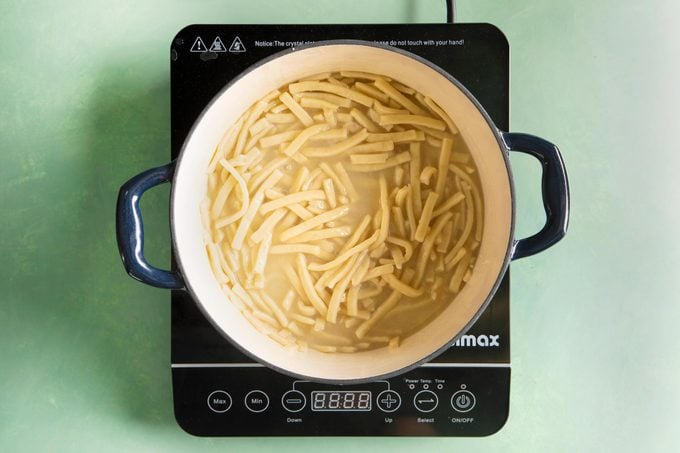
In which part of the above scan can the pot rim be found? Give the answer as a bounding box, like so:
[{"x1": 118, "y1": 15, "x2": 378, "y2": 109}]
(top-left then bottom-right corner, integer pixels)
[{"x1": 170, "y1": 39, "x2": 516, "y2": 384}]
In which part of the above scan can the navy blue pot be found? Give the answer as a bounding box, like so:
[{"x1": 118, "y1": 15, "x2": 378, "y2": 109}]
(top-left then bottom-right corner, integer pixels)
[{"x1": 116, "y1": 41, "x2": 569, "y2": 383}]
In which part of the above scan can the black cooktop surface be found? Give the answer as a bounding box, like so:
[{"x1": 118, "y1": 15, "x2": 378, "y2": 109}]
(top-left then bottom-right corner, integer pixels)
[{"x1": 170, "y1": 23, "x2": 510, "y2": 437}]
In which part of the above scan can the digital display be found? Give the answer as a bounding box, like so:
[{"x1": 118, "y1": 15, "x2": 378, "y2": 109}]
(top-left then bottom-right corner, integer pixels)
[{"x1": 311, "y1": 391, "x2": 372, "y2": 411}]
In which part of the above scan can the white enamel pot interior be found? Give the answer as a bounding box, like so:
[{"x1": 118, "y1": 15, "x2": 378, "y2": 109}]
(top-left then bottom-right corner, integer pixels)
[{"x1": 171, "y1": 41, "x2": 513, "y2": 383}]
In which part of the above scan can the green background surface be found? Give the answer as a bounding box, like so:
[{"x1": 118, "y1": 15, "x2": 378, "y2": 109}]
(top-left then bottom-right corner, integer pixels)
[{"x1": 1, "y1": 0, "x2": 679, "y2": 451}]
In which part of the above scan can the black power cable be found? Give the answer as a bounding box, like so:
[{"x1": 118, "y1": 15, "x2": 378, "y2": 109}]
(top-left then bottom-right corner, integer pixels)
[{"x1": 445, "y1": 0, "x2": 455, "y2": 23}]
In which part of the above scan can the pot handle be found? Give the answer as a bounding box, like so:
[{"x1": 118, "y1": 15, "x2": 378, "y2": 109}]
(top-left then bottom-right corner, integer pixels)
[
  {"x1": 502, "y1": 132, "x2": 570, "y2": 260},
  {"x1": 116, "y1": 162, "x2": 185, "y2": 289}
]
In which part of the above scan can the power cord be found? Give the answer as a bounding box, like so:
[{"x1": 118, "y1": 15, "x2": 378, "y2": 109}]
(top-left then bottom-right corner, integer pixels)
[{"x1": 445, "y1": 0, "x2": 455, "y2": 23}]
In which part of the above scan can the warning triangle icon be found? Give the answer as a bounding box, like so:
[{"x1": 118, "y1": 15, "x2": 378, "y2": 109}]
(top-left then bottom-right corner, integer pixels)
[
  {"x1": 209, "y1": 37, "x2": 227, "y2": 52},
  {"x1": 228, "y1": 36, "x2": 246, "y2": 53},
  {"x1": 190, "y1": 37, "x2": 207, "y2": 53}
]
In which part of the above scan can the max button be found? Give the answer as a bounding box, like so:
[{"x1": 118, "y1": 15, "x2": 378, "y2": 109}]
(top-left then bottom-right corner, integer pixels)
[
  {"x1": 207, "y1": 390, "x2": 232, "y2": 413},
  {"x1": 244, "y1": 390, "x2": 270, "y2": 413}
]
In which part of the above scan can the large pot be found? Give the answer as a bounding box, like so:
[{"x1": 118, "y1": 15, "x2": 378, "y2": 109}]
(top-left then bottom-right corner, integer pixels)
[{"x1": 116, "y1": 41, "x2": 569, "y2": 383}]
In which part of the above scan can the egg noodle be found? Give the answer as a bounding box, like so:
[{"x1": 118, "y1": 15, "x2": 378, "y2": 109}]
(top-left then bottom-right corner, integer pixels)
[{"x1": 202, "y1": 72, "x2": 483, "y2": 353}]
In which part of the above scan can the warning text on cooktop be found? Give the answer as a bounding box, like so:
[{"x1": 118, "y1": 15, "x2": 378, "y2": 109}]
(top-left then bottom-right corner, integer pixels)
[{"x1": 254, "y1": 39, "x2": 465, "y2": 48}]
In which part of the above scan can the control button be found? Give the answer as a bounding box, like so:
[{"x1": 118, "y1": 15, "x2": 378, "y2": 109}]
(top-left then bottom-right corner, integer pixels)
[
  {"x1": 413, "y1": 390, "x2": 438, "y2": 413},
  {"x1": 376, "y1": 390, "x2": 401, "y2": 413},
  {"x1": 281, "y1": 390, "x2": 306, "y2": 412},
  {"x1": 244, "y1": 390, "x2": 270, "y2": 413},
  {"x1": 207, "y1": 390, "x2": 232, "y2": 413},
  {"x1": 451, "y1": 390, "x2": 476, "y2": 413}
]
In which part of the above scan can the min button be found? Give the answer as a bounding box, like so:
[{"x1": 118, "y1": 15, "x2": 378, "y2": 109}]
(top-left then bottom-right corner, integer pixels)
[{"x1": 244, "y1": 390, "x2": 270, "y2": 413}]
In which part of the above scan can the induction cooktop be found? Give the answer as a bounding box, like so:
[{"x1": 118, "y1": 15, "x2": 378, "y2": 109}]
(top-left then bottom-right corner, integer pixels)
[{"x1": 170, "y1": 21, "x2": 510, "y2": 437}]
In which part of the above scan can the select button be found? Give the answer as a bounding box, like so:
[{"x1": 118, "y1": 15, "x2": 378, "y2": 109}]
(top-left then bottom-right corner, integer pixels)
[
  {"x1": 244, "y1": 390, "x2": 270, "y2": 413},
  {"x1": 413, "y1": 390, "x2": 438, "y2": 413},
  {"x1": 207, "y1": 390, "x2": 232, "y2": 413}
]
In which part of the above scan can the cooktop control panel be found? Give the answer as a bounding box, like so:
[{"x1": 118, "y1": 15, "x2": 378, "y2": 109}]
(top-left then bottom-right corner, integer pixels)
[{"x1": 173, "y1": 365, "x2": 509, "y2": 436}]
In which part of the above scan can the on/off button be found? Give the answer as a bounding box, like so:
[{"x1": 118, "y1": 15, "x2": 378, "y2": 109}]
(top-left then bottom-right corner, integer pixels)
[{"x1": 451, "y1": 390, "x2": 476, "y2": 413}]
